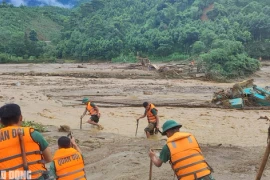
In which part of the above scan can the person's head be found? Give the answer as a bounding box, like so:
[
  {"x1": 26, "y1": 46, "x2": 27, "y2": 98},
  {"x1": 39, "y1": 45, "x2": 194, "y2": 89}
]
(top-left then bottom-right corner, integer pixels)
[
  {"x1": 82, "y1": 97, "x2": 89, "y2": 105},
  {"x1": 58, "y1": 136, "x2": 71, "y2": 149},
  {"x1": 161, "y1": 120, "x2": 182, "y2": 137},
  {"x1": 0, "y1": 104, "x2": 22, "y2": 127},
  {"x1": 143, "y1": 102, "x2": 149, "y2": 109}
]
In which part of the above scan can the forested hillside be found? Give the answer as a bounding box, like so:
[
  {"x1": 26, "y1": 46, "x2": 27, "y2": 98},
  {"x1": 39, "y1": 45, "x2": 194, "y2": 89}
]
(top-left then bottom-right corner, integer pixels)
[
  {"x1": 1, "y1": 0, "x2": 270, "y2": 79},
  {"x1": 0, "y1": 3, "x2": 70, "y2": 61}
]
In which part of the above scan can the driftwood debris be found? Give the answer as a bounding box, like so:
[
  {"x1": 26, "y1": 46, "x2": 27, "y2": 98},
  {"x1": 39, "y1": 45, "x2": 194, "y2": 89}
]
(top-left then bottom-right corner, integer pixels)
[
  {"x1": 135, "y1": 54, "x2": 206, "y2": 77},
  {"x1": 136, "y1": 52, "x2": 151, "y2": 67},
  {"x1": 77, "y1": 64, "x2": 86, "y2": 68}
]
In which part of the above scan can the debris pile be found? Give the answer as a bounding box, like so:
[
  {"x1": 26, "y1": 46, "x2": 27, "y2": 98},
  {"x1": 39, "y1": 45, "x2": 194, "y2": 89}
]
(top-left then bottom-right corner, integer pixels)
[
  {"x1": 212, "y1": 79, "x2": 270, "y2": 108},
  {"x1": 123, "y1": 54, "x2": 207, "y2": 78}
]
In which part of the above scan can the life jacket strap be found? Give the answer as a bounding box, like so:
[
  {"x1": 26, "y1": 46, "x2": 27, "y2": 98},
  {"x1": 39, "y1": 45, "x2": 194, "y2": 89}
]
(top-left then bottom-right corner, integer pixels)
[
  {"x1": 0, "y1": 150, "x2": 42, "y2": 163},
  {"x1": 205, "y1": 161, "x2": 214, "y2": 173},
  {"x1": 74, "y1": 174, "x2": 86, "y2": 180},
  {"x1": 177, "y1": 167, "x2": 210, "y2": 179},
  {"x1": 30, "y1": 170, "x2": 48, "y2": 175},
  {"x1": 2, "y1": 164, "x2": 24, "y2": 171},
  {"x1": 27, "y1": 159, "x2": 46, "y2": 165},
  {"x1": 174, "y1": 160, "x2": 207, "y2": 173},
  {"x1": 57, "y1": 167, "x2": 85, "y2": 178},
  {"x1": 171, "y1": 152, "x2": 201, "y2": 166}
]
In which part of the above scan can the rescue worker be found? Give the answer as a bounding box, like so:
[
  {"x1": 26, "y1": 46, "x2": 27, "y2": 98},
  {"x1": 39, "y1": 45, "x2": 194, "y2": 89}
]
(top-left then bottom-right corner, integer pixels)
[
  {"x1": 50, "y1": 136, "x2": 86, "y2": 180},
  {"x1": 80, "y1": 97, "x2": 103, "y2": 130},
  {"x1": 148, "y1": 120, "x2": 215, "y2": 180},
  {"x1": 0, "y1": 103, "x2": 52, "y2": 180},
  {"x1": 137, "y1": 102, "x2": 159, "y2": 138}
]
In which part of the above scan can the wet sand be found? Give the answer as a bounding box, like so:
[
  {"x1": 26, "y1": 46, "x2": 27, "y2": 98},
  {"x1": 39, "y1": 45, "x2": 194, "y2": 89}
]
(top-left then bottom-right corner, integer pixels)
[{"x1": 0, "y1": 62, "x2": 269, "y2": 179}]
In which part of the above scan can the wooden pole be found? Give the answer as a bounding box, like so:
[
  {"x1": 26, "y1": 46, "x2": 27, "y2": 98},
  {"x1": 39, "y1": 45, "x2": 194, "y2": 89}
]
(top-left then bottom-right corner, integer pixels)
[
  {"x1": 148, "y1": 148, "x2": 162, "y2": 180},
  {"x1": 256, "y1": 141, "x2": 270, "y2": 180},
  {"x1": 149, "y1": 159, "x2": 152, "y2": 180},
  {"x1": 18, "y1": 128, "x2": 29, "y2": 180},
  {"x1": 135, "y1": 121, "x2": 139, "y2": 137},
  {"x1": 80, "y1": 117, "x2": 82, "y2": 130},
  {"x1": 256, "y1": 124, "x2": 270, "y2": 180}
]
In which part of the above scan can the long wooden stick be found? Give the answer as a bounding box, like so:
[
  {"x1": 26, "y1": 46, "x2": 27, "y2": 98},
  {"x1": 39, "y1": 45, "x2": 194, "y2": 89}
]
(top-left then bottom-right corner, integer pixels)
[
  {"x1": 18, "y1": 128, "x2": 29, "y2": 179},
  {"x1": 149, "y1": 159, "x2": 152, "y2": 180},
  {"x1": 80, "y1": 117, "x2": 82, "y2": 130},
  {"x1": 256, "y1": 138, "x2": 270, "y2": 180},
  {"x1": 135, "y1": 121, "x2": 139, "y2": 136}
]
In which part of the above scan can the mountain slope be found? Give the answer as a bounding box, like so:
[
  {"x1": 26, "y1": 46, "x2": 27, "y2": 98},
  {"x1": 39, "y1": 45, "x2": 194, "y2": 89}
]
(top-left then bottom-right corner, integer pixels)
[
  {"x1": 57, "y1": 0, "x2": 270, "y2": 58},
  {"x1": 54, "y1": 0, "x2": 269, "y2": 78},
  {"x1": 0, "y1": 5, "x2": 69, "y2": 41},
  {"x1": 0, "y1": 0, "x2": 269, "y2": 79},
  {"x1": 0, "y1": 4, "x2": 70, "y2": 59}
]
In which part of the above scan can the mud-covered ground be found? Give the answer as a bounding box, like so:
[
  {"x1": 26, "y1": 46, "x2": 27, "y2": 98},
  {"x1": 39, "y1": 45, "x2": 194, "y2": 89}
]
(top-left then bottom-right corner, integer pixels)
[{"x1": 0, "y1": 62, "x2": 270, "y2": 180}]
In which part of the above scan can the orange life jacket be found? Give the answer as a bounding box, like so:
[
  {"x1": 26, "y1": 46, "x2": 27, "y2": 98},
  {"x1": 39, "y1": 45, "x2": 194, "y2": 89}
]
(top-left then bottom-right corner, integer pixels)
[
  {"x1": 53, "y1": 148, "x2": 86, "y2": 180},
  {"x1": 86, "y1": 102, "x2": 97, "y2": 116},
  {"x1": 167, "y1": 132, "x2": 211, "y2": 180},
  {"x1": 146, "y1": 104, "x2": 158, "y2": 123},
  {"x1": 0, "y1": 126, "x2": 47, "y2": 180}
]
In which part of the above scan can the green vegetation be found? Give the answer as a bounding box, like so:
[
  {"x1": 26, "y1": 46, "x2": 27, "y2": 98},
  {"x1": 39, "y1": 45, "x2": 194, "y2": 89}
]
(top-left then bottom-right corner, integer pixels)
[
  {"x1": 1, "y1": 0, "x2": 270, "y2": 79},
  {"x1": 0, "y1": 3, "x2": 70, "y2": 63},
  {"x1": 0, "y1": 121, "x2": 47, "y2": 132}
]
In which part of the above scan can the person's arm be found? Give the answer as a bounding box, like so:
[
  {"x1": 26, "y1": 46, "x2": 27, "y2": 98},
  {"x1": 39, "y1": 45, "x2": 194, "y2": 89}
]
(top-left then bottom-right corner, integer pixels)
[
  {"x1": 93, "y1": 104, "x2": 100, "y2": 117},
  {"x1": 80, "y1": 108, "x2": 87, "y2": 119},
  {"x1": 71, "y1": 137, "x2": 82, "y2": 154},
  {"x1": 90, "y1": 102, "x2": 100, "y2": 117},
  {"x1": 149, "y1": 149, "x2": 163, "y2": 167},
  {"x1": 43, "y1": 147, "x2": 53, "y2": 163},
  {"x1": 137, "y1": 110, "x2": 147, "y2": 121},
  {"x1": 31, "y1": 130, "x2": 52, "y2": 163},
  {"x1": 151, "y1": 109, "x2": 159, "y2": 129},
  {"x1": 150, "y1": 145, "x2": 170, "y2": 167}
]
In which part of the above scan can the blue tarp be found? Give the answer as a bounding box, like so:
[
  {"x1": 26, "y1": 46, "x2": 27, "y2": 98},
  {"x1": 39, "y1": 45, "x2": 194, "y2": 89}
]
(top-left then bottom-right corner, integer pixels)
[
  {"x1": 243, "y1": 88, "x2": 253, "y2": 95},
  {"x1": 229, "y1": 98, "x2": 244, "y2": 108},
  {"x1": 253, "y1": 86, "x2": 270, "y2": 96},
  {"x1": 229, "y1": 86, "x2": 270, "y2": 108},
  {"x1": 253, "y1": 93, "x2": 270, "y2": 106}
]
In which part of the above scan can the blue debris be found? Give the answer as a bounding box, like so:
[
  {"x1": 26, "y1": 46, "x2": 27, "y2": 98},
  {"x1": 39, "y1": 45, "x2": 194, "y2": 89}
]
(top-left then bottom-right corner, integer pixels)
[
  {"x1": 229, "y1": 98, "x2": 244, "y2": 108},
  {"x1": 212, "y1": 80, "x2": 270, "y2": 108}
]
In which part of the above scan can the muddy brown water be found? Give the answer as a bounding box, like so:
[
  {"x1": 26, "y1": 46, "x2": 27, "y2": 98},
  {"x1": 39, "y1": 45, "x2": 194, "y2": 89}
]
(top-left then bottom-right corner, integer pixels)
[{"x1": 0, "y1": 62, "x2": 270, "y2": 179}]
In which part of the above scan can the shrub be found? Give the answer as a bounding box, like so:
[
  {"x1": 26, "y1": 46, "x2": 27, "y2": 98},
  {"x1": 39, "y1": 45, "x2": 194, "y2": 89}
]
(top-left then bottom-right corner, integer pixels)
[
  {"x1": 0, "y1": 121, "x2": 47, "y2": 132},
  {"x1": 112, "y1": 53, "x2": 137, "y2": 63}
]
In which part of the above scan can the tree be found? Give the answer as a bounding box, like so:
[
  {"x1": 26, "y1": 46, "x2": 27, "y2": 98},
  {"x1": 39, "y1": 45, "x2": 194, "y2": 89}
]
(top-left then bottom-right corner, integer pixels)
[
  {"x1": 192, "y1": 41, "x2": 206, "y2": 55},
  {"x1": 29, "y1": 30, "x2": 38, "y2": 41}
]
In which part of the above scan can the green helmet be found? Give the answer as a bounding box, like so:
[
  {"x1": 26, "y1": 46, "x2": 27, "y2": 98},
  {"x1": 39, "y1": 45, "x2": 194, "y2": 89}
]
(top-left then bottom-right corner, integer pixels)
[
  {"x1": 161, "y1": 120, "x2": 182, "y2": 135},
  {"x1": 82, "y1": 98, "x2": 89, "y2": 103}
]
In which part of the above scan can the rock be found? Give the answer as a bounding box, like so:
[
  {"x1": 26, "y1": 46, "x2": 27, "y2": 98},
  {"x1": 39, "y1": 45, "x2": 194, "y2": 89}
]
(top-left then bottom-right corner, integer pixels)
[
  {"x1": 148, "y1": 64, "x2": 158, "y2": 70},
  {"x1": 143, "y1": 91, "x2": 153, "y2": 95},
  {"x1": 159, "y1": 66, "x2": 170, "y2": 72},
  {"x1": 58, "y1": 125, "x2": 71, "y2": 132},
  {"x1": 77, "y1": 65, "x2": 86, "y2": 68},
  {"x1": 195, "y1": 73, "x2": 206, "y2": 78}
]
